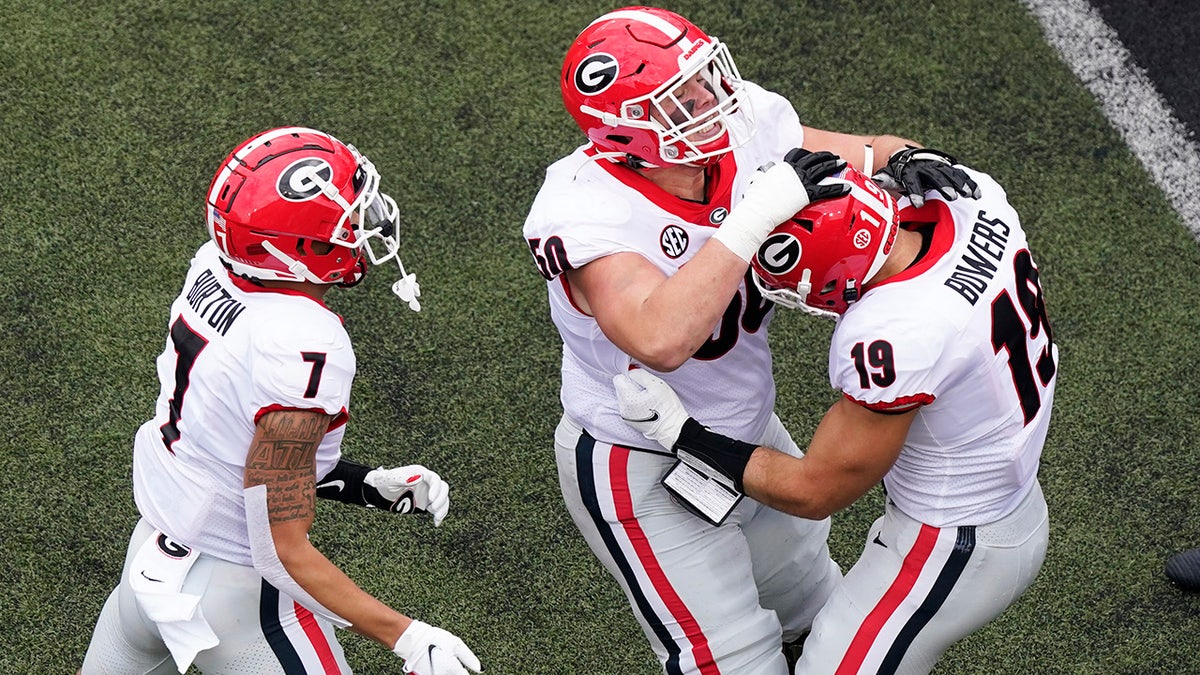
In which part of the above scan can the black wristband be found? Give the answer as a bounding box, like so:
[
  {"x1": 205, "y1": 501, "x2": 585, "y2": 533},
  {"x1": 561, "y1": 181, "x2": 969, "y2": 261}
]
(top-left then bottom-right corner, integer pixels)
[
  {"x1": 672, "y1": 418, "x2": 757, "y2": 491},
  {"x1": 316, "y1": 458, "x2": 373, "y2": 507}
]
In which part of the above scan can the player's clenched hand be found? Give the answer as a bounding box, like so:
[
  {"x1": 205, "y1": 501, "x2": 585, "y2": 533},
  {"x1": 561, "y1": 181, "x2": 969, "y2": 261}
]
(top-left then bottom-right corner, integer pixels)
[
  {"x1": 613, "y1": 369, "x2": 692, "y2": 450},
  {"x1": 872, "y1": 146, "x2": 980, "y2": 208},
  {"x1": 393, "y1": 620, "x2": 482, "y2": 675},
  {"x1": 363, "y1": 465, "x2": 450, "y2": 526}
]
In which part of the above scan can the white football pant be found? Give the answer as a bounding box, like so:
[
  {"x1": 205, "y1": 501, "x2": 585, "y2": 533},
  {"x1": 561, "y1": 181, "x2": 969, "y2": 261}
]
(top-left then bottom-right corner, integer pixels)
[
  {"x1": 556, "y1": 413, "x2": 841, "y2": 675},
  {"x1": 795, "y1": 481, "x2": 1049, "y2": 674},
  {"x1": 80, "y1": 518, "x2": 352, "y2": 674}
]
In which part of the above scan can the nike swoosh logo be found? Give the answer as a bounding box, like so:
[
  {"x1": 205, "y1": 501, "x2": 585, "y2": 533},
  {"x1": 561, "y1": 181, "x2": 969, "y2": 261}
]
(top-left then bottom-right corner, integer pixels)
[
  {"x1": 872, "y1": 534, "x2": 887, "y2": 548},
  {"x1": 626, "y1": 411, "x2": 660, "y2": 423},
  {"x1": 317, "y1": 479, "x2": 345, "y2": 492},
  {"x1": 139, "y1": 570, "x2": 163, "y2": 583},
  {"x1": 427, "y1": 644, "x2": 438, "y2": 673}
]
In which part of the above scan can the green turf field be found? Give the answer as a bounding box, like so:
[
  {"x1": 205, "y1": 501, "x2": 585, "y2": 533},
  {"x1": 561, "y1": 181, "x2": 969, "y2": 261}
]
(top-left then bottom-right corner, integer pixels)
[{"x1": 3, "y1": 1, "x2": 1199, "y2": 673}]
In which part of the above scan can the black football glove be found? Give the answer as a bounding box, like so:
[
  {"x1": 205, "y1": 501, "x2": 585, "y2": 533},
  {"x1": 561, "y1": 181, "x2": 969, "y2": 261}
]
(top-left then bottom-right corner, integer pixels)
[
  {"x1": 872, "y1": 146, "x2": 980, "y2": 208},
  {"x1": 782, "y1": 148, "x2": 853, "y2": 203}
]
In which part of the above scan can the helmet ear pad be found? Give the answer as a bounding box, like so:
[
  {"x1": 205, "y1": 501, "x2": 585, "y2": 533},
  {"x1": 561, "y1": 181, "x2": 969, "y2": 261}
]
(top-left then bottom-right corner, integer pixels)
[{"x1": 752, "y1": 168, "x2": 899, "y2": 317}]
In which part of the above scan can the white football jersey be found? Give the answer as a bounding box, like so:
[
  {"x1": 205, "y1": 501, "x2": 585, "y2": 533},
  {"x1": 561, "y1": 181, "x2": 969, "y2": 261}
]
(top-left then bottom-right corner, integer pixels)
[
  {"x1": 524, "y1": 82, "x2": 806, "y2": 447},
  {"x1": 133, "y1": 242, "x2": 354, "y2": 564},
  {"x1": 831, "y1": 168, "x2": 1058, "y2": 527}
]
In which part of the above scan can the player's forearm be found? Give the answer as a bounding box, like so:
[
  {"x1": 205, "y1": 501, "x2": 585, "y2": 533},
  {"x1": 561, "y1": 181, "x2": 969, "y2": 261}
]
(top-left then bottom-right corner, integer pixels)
[
  {"x1": 742, "y1": 448, "x2": 854, "y2": 520},
  {"x1": 865, "y1": 135, "x2": 921, "y2": 173},
  {"x1": 276, "y1": 537, "x2": 411, "y2": 648}
]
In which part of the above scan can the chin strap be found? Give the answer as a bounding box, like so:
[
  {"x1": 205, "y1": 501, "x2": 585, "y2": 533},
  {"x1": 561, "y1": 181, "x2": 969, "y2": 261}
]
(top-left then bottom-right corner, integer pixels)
[{"x1": 261, "y1": 240, "x2": 325, "y2": 284}]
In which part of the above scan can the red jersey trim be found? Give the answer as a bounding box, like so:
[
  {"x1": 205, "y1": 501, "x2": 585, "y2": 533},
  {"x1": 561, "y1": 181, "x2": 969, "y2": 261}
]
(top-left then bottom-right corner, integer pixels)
[
  {"x1": 226, "y1": 270, "x2": 333, "y2": 308},
  {"x1": 254, "y1": 405, "x2": 349, "y2": 432},
  {"x1": 868, "y1": 200, "x2": 958, "y2": 290},
  {"x1": 225, "y1": 270, "x2": 345, "y2": 325},
  {"x1": 560, "y1": 275, "x2": 592, "y2": 317},
  {"x1": 844, "y1": 392, "x2": 935, "y2": 413},
  {"x1": 583, "y1": 146, "x2": 736, "y2": 225}
]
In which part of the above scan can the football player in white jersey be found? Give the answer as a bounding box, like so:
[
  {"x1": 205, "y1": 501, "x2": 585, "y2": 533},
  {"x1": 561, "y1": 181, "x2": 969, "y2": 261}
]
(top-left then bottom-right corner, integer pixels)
[
  {"x1": 79, "y1": 127, "x2": 480, "y2": 675},
  {"x1": 614, "y1": 157, "x2": 1054, "y2": 674},
  {"x1": 523, "y1": 6, "x2": 980, "y2": 674}
]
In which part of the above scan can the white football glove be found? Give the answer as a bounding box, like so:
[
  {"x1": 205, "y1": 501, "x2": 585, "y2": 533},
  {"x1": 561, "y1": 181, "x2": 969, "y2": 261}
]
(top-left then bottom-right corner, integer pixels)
[
  {"x1": 612, "y1": 369, "x2": 692, "y2": 451},
  {"x1": 364, "y1": 465, "x2": 450, "y2": 527},
  {"x1": 393, "y1": 620, "x2": 482, "y2": 675},
  {"x1": 712, "y1": 149, "x2": 849, "y2": 261}
]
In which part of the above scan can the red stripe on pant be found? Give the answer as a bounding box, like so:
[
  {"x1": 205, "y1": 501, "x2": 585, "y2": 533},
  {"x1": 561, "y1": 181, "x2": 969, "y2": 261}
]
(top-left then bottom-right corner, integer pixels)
[
  {"x1": 835, "y1": 524, "x2": 940, "y2": 675},
  {"x1": 294, "y1": 602, "x2": 342, "y2": 674},
  {"x1": 610, "y1": 446, "x2": 721, "y2": 675}
]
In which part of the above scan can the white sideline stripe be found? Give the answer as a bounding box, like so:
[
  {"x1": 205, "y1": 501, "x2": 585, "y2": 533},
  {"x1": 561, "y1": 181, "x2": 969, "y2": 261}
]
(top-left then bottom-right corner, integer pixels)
[{"x1": 1022, "y1": 0, "x2": 1200, "y2": 242}]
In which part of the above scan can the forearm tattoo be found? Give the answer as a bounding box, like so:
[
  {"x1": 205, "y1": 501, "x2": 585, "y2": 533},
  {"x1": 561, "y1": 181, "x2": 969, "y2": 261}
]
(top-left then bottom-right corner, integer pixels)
[{"x1": 245, "y1": 412, "x2": 330, "y2": 524}]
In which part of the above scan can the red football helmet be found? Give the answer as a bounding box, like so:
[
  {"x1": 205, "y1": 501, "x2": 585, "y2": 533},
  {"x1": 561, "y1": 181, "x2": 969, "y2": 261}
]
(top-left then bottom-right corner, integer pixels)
[
  {"x1": 752, "y1": 167, "x2": 900, "y2": 318},
  {"x1": 560, "y1": 6, "x2": 754, "y2": 167},
  {"x1": 206, "y1": 127, "x2": 421, "y2": 310}
]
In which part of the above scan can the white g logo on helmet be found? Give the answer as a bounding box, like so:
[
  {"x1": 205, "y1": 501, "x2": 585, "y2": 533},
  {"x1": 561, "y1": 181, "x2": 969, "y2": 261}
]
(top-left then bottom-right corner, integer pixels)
[{"x1": 757, "y1": 232, "x2": 802, "y2": 275}]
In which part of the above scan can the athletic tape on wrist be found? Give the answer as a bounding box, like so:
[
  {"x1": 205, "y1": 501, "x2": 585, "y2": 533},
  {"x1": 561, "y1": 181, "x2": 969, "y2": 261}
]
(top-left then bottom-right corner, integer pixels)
[
  {"x1": 711, "y1": 206, "x2": 774, "y2": 262},
  {"x1": 672, "y1": 418, "x2": 757, "y2": 491}
]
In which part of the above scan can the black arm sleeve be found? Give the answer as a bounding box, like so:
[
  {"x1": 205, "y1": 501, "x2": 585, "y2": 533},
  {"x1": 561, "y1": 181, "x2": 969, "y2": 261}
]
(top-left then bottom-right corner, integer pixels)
[
  {"x1": 315, "y1": 458, "x2": 373, "y2": 506},
  {"x1": 316, "y1": 458, "x2": 400, "y2": 510}
]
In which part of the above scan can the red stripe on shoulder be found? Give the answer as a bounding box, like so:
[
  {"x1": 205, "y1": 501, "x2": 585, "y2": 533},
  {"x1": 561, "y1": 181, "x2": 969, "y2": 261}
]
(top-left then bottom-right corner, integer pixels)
[
  {"x1": 254, "y1": 405, "x2": 349, "y2": 431},
  {"x1": 844, "y1": 392, "x2": 935, "y2": 413}
]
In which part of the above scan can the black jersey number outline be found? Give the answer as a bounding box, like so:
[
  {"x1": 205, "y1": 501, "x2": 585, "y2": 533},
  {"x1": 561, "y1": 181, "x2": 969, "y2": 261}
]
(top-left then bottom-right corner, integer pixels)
[
  {"x1": 158, "y1": 319, "x2": 333, "y2": 451},
  {"x1": 528, "y1": 233, "x2": 772, "y2": 361},
  {"x1": 847, "y1": 251, "x2": 1053, "y2": 425},
  {"x1": 301, "y1": 352, "x2": 327, "y2": 398},
  {"x1": 850, "y1": 340, "x2": 897, "y2": 388},
  {"x1": 991, "y1": 250, "x2": 1055, "y2": 425},
  {"x1": 527, "y1": 236, "x2": 573, "y2": 280},
  {"x1": 160, "y1": 317, "x2": 209, "y2": 452},
  {"x1": 692, "y1": 269, "x2": 773, "y2": 360}
]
